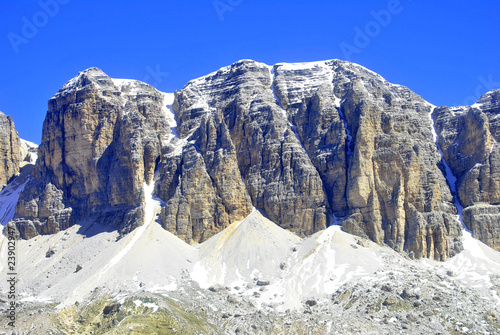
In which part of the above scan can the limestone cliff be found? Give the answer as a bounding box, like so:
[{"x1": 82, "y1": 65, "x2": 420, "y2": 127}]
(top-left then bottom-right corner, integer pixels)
[
  {"x1": 158, "y1": 59, "x2": 463, "y2": 258},
  {"x1": 433, "y1": 89, "x2": 500, "y2": 251},
  {"x1": 6, "y1": 61, "x2": 499, "y2": 258},
  {"x1": 163, "y1": 60, "x2": 328, "y2": 242},
  {"x1": 0, "y1": 111, "x2": 20, "y2": 190},
  {"x1": 272, "y1": 61, "x2": 462, "y2": 260},
  {"x1": 10, "y1": 68, "x2": 170, "y2": 238}
]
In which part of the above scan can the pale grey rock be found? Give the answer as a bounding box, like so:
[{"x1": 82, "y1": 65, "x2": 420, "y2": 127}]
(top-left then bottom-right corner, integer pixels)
[{"x1": 165, "y1": 60, "x2": 330, "y2": 241}]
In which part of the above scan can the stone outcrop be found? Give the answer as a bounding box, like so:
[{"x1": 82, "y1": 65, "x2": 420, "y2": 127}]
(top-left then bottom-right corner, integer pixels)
[
  {"x1": 162, "y1": 60, "x2": 329, "y2": 242},
  {"x1": 19, "y1": 139, "x2": 38, "y2": 167},
  {"x1": 7, "y1": 61, "x2": 499, "y2": 258},
  {"x1": 272, "y1": 61, "x2": 462, "y2": 260},
  {"x1": 10, "y1": 68, "x2": 170, "y2": 238},
  {"x1": 463, "y1": 204, "x2": 500, "y2": 250},
  {"x1": 433, "y1": 89, "x2": 500, "y2": 251},
  {"x1": 0, "y1": 111, "x2": 21, "y2": 190},
  {"x1": 158, "y1": 59, "x2": 464, "y2": 257}
]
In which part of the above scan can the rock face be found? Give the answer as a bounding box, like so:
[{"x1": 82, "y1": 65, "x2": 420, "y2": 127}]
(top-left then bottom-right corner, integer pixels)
[
  {"x1": 0, "y1": 111, "x2": 21, "y2": 190},
  {"x1": 19, "y1": 139, "x2": 38, "y2": 167},
  {"x1": 10, "y1": 68, "x2": 171, "y2": 238},
  {"x1": 161, "y1": 60, "x2": 328, "y2": 242},
  {"x1": 433, "y1": 89, "x2": 500, "y2": 251},
  {"x1": 157, "y1": 59, "x2": 463, "y2": 258},
  {"x1": 272, "y1": 61, "x2": 462, "y2": 260},
  {"x1": 7, "y1": 61, "x2": 499, "y2": 258}
]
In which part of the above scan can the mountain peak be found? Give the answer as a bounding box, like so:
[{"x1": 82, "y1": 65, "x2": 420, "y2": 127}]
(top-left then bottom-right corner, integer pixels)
[
  {"x1": 52, "y1": 67, "x2": 117, "y2": 99},
  {"x1": 473, "y1": 89, "x2": 500, "y2": 112}
]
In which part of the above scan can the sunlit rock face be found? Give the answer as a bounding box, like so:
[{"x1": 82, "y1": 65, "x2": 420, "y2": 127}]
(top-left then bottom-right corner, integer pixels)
[
  {"x1": 433, "y1": 89, "x2": 500, "y2": 251},
  {"x1": 8, "y1": 62, "x2": 500, "y2": 258},
  {"x1": 10, "y1": 68, "x2": 170, "y2": 239},
  {"x1": 166, "y1": 59, "x2": 463, "y2": 258},
  {"x1": 0, "y1": 111, "x2": 20, "y2": 190}
]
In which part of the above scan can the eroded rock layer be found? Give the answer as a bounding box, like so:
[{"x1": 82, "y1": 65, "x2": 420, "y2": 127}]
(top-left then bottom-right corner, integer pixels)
[
  {"x1": 10, "y1": 68, "x2": 170, "y2": 238},
  {"x1": 272, "y1": 61, "x2": 462, "y2": 260},
  {"x1": 0, "y1": 111, "x2": 20, "y2": 190},
  {"x1": 6, "y1": 61, "x2": 499, "y2": 257},
  {"x1": 433, "y1": 89, "x2": 500, "y2": 251}
]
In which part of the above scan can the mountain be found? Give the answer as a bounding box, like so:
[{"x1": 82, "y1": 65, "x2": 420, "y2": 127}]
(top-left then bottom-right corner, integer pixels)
[
  {"x1": 1, "y1": 60, "x2": 500, "y2": 334},
  {"x1": 4, "y1": 61, "x2": 460, "y2": 258}
]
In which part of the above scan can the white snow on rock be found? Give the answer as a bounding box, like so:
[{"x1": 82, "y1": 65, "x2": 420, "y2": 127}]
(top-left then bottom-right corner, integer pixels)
[
  {"x1": 20, "y1": 139, "x2": 38, "y2": 165},
  {"x1": 425, "y1": 230, "x2": 500, "y2": 305},
  {"x1": 424, "y1": 104, "x2": 500, "y2": 304},
  {"x1": 428, "y1": 105, "x2": 468, "y2": 232},
  {"x1": 0, "y1": 138, "x2": 38, "y2": 225},
  {"x1": 273, "y1": 61, "x2": 333, "y2": 108},
  {"x1": 255, "y1": 225, "x2": 382, "y2": 310},
  {"x1": 0, "y1": 176, "x2": 30, "y2": 225},
  {"x1": 160, "y1": 92, "x2": 177, "y2": 138}
]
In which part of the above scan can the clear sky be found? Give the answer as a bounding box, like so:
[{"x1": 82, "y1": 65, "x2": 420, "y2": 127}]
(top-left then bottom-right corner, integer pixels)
[{"x1": 0, "y1": 0, "x2": 499, "y2": 143}]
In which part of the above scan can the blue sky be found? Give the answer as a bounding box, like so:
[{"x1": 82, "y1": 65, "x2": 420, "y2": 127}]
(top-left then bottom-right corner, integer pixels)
[{"x1": 0, "y1": 0, "x2": 499, "y2": 143}]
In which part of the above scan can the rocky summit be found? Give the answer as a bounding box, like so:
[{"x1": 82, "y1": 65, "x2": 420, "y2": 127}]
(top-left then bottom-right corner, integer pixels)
[{"x1": 1, "y1": 59, "x2": 500, "y2": 334}]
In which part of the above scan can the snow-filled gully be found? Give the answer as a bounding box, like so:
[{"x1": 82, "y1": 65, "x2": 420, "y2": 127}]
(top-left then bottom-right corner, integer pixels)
[
  {"x1": 428, "y1": 106, "x2": 467, "y2": 230},
  {"x1": 0, "y1": 176, "x2": 30, "y2": 225},
  {"x1": 428, "y1": 106, "x2": 500, "y2": 304},
  {"x1": 95, "y1": 182, "x2": 161, "y2": 278},
  {"x1": 268, "y1": 66, "x2": 311, "y2": 156}
]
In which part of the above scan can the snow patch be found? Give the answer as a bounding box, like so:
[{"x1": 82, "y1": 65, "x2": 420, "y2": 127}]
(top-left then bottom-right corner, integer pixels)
[
  {"x1": 0, "y1": 176, "x2": 30, "y2": 225},
  {"x1": 96, "y1": 182, "x2": 160, "y2": 278},
  {"x1": 20, "y1": 139, "x2": 39, "y2": 164},
  {"x1": 160, "y1": 92, "x2": 177, "y2": 139},
  {"x1": 268, "y1": 66, "x2": 286, "y2": 114},
  {"x1": 428, "y1": 106, "x2": 467, "y2": 231},
  {"x1": 335, "y1": 96, "x2": 353, "y2": 158},
  {"x1": 275, "y1": 60, "x2": 332, "y2": 71},
  {"x1": 132, "y1": 299, "x2": 159, "y2": 313},
  {"x1": 256, "y1": 225, "x2": 380, "y2": 311},
  {"x1": 427, "y1": 106, "x2": 438, "y2": 143}
]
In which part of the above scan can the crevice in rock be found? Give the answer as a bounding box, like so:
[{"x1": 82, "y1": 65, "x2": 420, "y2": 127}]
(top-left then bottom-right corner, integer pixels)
[
  {"x1": 429, "y1": 106, "x2": 468, "y2": 232},
  {"x1": 334, "y1": 96, "x2": 353, "y2": 162}
]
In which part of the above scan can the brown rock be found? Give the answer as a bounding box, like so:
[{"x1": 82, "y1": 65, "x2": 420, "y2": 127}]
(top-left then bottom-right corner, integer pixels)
[
  {"x1": 12, "y1": 68, "x2": 170, "y2": 238},
  {"x1": 463, "y1": 204, "x2": 500, "y2": 250},
  {"x1": 433, "y1": 90, "x2": 500, "y2": 250},
  {"x1": 0, "y1": 111, "x2": 21, "y2": 190}
]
